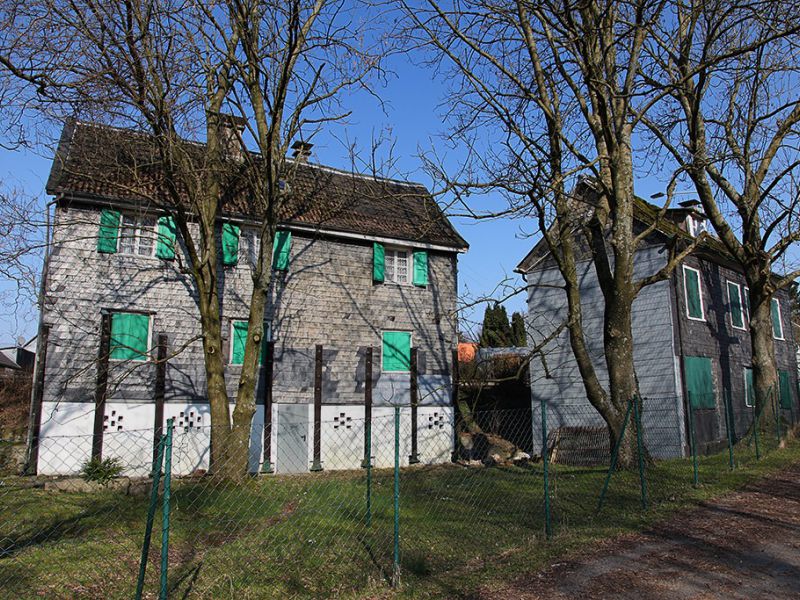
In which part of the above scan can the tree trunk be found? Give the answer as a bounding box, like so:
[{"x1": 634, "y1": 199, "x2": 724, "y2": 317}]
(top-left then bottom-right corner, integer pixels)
[
  {"x1": 603, "y1": 286, "x2": 641, "y2": 468},
  {"x1": 748, "y1": 286, "x2": 778, "y2": 428},
  {"x1": 197, "y1": 284, "x2": 232, "y2": 474}
]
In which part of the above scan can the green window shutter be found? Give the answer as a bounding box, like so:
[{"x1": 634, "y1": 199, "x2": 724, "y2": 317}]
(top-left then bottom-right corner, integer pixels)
[
  {"x1": 272, "y1": 230, "x2": 291, "y2": 271},
  {"x1": 97, "y1": 209, "x2": 121, "y2": 253},
  {"x1": 684, "y1": 268, "x2": 703, "y2": 319},
  {"x1": 412, "y1": 250, "x2": 429, "y2": 287},
  {"x1": 231, "y1": 320, "x2": 248, "y2": 365},
  {"x1": 684, "y1": 356, "x2": 715, "y2": 408},
  {"x1": 779, "y1": 371, "x2": 792, "y2": 409},
  {"x1": 382, "y1": 331, "x2": 411, "y2": 372},
  {"x1": 771, "y1": 299, "x2": 783, "y2": 338},
  {"x1": 744, "y1": 368, "x2": 755, "y2": 407},
  {"x1": 222, "y1": 223, "x2": 240, "y2": 266},
  {"x1": 109, "y1": 312, "x2": 150, "y2": 361},
  {"x1": 727, "y1": 282, "x2": 744, "y2": 328},
  {"x1": 373, "y1": 243, "x2": 385, "y2": 283},
  {"x1": 155, "y1": 215, "x2": 177, "y2": 260},
  {"x1": 231, "y1": 320, "x2": 269, "y2": 365}
]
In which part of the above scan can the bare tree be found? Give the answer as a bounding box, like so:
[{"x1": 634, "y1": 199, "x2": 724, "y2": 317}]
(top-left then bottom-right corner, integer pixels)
[
  {"x1": 0, "y1": 0, "x2": 383, "y2": 479},
  {"x1": 643, "y1": 0, "x2": 800, "y2": 422},
  {"x1": 402, "y1": 0, "x2": 701, "y2": 465}
]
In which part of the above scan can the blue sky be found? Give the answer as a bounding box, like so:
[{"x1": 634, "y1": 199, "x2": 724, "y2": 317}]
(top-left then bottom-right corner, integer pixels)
[{"x1": 0, "y1": 51, "x2": 695, "y2": 347}]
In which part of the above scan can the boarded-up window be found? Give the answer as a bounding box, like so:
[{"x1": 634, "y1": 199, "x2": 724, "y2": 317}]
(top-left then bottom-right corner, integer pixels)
[
  {"x1": 771, "y1": 299, "x2": 784, "y2": 339},
  {"x1": 109, "y1": 312, "x2": 150, "y2": 361},
  {"x1": 683, "y1": 266, "x2": 704, "y2": 320},
  {"x1": 684, "y1": 356, "x2": 715, "y2": 408},
  {"x1": 382, "y1": 331, "x2": 411, "y2": 372},
  {"x1": 727, "y1": 281, "x2": 745, "y2": 329},
  {"x1": 779, "y1": 370, "x2": 792, "y2": 409}
]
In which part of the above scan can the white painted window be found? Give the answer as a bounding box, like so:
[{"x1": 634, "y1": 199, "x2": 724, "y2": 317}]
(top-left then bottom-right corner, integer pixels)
[
  {"x1": 239, "y1": 229, "x2": 261, "y2": 267},
  {"x1": 384, "y1": 247, "x2": 411, "y2": 285},
  {"x1": 686, "y1": 215, "x2": 708, "y2": 237},
  {"x1": 118, "y1": 214, "x2": 157, "y2": 257},
  {"x1": 772, "y1": 298, "x2": 785, "y2": 340},
  {"x1": 682, "y1": 265, "x2": 705, "y2": 321}
]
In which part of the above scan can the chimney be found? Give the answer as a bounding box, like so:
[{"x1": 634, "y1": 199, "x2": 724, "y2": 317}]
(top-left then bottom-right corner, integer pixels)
[
  {"x1": 219, "y1": 113, "x2": 247, "y2": 161},
  {"x1": 291, "y1": 140, "x2": 313, "y2": 163}
]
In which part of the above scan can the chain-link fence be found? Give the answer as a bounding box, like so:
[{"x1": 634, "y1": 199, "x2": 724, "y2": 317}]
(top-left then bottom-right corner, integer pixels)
[{"x1": 1, "y1": 397, "x2": 798, "y2": 598}]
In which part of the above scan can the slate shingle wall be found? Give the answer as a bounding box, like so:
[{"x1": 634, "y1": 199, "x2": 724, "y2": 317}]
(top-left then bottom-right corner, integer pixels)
[
  {"x1": 40, "y1": 203, "x2": 458, "y2": 410},
  {"x1": 525, "y1": 245, "x2": 685, "y2": 458}
]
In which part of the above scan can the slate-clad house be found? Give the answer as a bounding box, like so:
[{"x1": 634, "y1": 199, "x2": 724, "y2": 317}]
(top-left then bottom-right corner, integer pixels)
[
  {"x1": 31, "y1": 120, "x2": 468, "y2": 475},
  {"x1": 517, "y1": 181, "x2": 798, "y2": 458}
]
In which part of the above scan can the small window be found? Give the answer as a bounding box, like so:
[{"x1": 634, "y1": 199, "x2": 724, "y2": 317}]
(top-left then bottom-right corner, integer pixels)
[
  {"x1": 683, "y1": 266, "x2": 705, "y2": 321},
  {"x1": 726, "y1": 281, "x2": 745, "y2": 330},
  {"x1": 109, "y1": 312, "x2": 151, "y2": 361},
  {"x1": 239, "y1": 229, "x2": 261, "y2": 267},
  {"x1": 382, "y1": 331, "x2": 412, "y2": 372},
  {"x1": 230, "y1": 320, "x2": 271, "y2": 365},
  {"x1": 385, "y1": 248, "x2": 411, "y2": 285},
  {"x1": 119, "y1": 214, "x2": 157, "y2": 257},
  {"x1": 771, "y1": 298, "x2": 784, "y2": 340},
  {"x1": 744, "y1": 368, "x2": 754, "y2": 408}
]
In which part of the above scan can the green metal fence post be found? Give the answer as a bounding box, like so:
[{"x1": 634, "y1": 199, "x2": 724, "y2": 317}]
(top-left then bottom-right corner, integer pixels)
[
  {"x1": 159, "y1": 418, "x2": 174, "y2": 600},
  {"x1": 392, "y1": 406, "x2": 400, "y2": 588},
  {"x1": 540, "y1": 395, "x2": 551, "y2": 539},
  {"x1": 365, "y1": 420, "x2": 372, "y2": 527},
  {"x1": 687, "y1": 392, "x2": 699, "y2": 487},
  {"x1": 135, "y1": 435, "x2": 165, "y2": 600},
  {"x1": 597, "y1": 398, "x2": 634, "y2": 513},
  {"x1": 723, "y1": 390, "x2": 735, "y2": 470},
  {"x1": 633, "y1": 396, "x2": 648, "y2": 511}
]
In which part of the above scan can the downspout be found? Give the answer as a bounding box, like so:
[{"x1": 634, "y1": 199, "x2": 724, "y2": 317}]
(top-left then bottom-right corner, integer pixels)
[
  {"x1": 24, "y1": 194, "x2": 60, "y2": 474},
  {"x1": 670, "y1": 267, "x2": 690, "y2": 457}
]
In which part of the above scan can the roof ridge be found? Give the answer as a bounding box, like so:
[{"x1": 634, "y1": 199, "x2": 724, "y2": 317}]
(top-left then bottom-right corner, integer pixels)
[{"x1": 72, "y1": 120, "x2": 428, "y2": 189}]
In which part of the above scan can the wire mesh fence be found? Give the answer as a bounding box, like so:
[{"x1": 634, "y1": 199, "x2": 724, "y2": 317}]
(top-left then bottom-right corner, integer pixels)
[{"x1": 1, "y1": 396, "x2": 798, "y2": 598}]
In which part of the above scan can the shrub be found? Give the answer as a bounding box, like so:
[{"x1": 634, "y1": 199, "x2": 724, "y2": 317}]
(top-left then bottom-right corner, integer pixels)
[{"x1": 81, "y1": 457, "x2": 124, "y2": 486}]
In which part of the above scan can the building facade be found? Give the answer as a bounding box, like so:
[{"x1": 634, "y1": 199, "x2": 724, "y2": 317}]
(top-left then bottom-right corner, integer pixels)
[
  {"x1": 30, "y1": 121, "x2": 468, "y2": 475},
  {"x1": 518, "y1": 190, "x2": 798, "y2": 459}
]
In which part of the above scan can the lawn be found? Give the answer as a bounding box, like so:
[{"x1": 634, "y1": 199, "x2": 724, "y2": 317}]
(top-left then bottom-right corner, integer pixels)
[{"x1": 0, "y1": 433, "x2": 797, "y2": 599}]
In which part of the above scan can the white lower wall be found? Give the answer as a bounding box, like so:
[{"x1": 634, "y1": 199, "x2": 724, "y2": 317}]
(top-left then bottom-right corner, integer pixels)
[{"x1": 36, "y1": 401, "x2": 454, "y2": 476}]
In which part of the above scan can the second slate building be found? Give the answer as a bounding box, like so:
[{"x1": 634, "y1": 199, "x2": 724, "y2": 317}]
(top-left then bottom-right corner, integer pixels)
[
  {"x1": 517, "y1": 181, "x2": 798, "y2": 458},
  {"x1": 31, "y1": 120, "x2": 468, "y2": 475}
]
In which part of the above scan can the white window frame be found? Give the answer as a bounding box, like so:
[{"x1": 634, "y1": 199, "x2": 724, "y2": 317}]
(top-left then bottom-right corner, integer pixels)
[
  {"x1": 744, "y1": 367, "x2": 754, "y2": 408},
  {"x1": 726, "y1": 280, "x2": 746, "y2": 331},
  {"x1": 682, "y1": 265, "x2": 706, "y2": 322},
  {"x1": 229, "y1": 319, "x2": 272, "y2": 365},
  {"x1": 239, "y1": 228, "x2": 261, "y2": 268},
  {"x1": 384, "y1": 247, "x2": 412, "y2": 285},
  {"x1": 743, "y1": 286, "x2": 750, "y2": 321},
  {"x1": 772, "y1": 298, "x2": 785, "y2": 340},
  {"x1": 381, "y1": 330, "x2": 413, "y2": 373},
  {"x1": 118, "y1": 213, "x2": 158, "y2": 257}
]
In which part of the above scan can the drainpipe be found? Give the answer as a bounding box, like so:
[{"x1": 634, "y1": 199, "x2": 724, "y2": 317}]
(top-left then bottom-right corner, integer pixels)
[
  {"x1": 24, "y1": 194, "x2": 60, "y2": 474},
  {"x1": 671, "y1": 268, "x2": 691, "y2": 457}
]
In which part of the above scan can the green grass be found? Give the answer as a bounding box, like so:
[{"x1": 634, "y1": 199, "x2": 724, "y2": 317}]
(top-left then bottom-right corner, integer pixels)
[{"x1": 0, "y1": 433, "x2": 797, "y2": 599}]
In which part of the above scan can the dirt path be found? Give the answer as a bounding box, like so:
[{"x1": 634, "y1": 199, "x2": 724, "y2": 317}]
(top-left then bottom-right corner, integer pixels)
[{"x1": 475, "y1": 463, "x2": 800, "y2": 600}]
